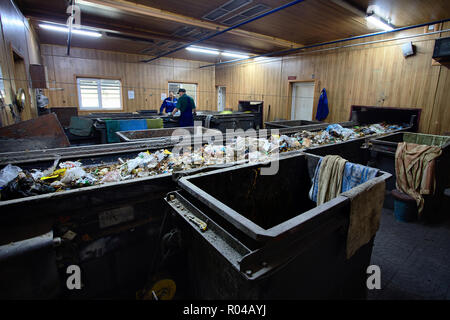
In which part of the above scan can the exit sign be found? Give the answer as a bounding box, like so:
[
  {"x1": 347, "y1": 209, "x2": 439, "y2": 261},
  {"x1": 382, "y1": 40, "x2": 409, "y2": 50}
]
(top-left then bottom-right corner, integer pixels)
[{"x1": 288, "y1": 76, "x2": 297, "y2": 80}]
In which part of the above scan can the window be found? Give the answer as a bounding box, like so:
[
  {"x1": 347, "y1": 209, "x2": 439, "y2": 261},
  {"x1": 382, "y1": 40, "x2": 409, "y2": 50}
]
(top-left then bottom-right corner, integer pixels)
[
  {"x1": 168, "y1": 82, "x2": 197, "y2": 106},
  {"x1": 77, "y1": 78, "x2": 122, "y2": 110}
]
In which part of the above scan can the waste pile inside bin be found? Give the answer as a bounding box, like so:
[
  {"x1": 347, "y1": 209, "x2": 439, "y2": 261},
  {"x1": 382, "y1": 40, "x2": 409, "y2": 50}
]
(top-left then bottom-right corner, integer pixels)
[
  {"x1": 0, "y1": 126, "x2": 394, "y2": 299},
  {"x1": 263, "y1": 107, "x2": 415, "y2": 163},
  {"x1": 349, "y1": 105, "x2": 421, "y2": 132},
  {"x1": 165, "y1": 153, "x2": 391, "y2": 299},
  {"x1": 0, "y1": 123, "x2": 405, "y2": 205},
  {"x1": 285, "y1": 121, "x2": 406, "y2": 165},
  {"x1": 369, "y1": 132, "x2": 450, "y2": 216},
  {"x1": 298, "y1": 105, "x2": 418, "y2": 164},
  {"x1": 0, "y1": 142, "x2": 238, "y2": 299},
  {"x1": 0, "y1": 132, "x2": 307, "y2": 299}
]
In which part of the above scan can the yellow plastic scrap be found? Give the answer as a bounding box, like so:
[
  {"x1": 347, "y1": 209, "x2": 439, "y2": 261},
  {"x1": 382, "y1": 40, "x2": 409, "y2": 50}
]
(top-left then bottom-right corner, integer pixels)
[
  {"x1": 163, "y1": 149, "x2": 172, "y2": 155},
  {"x1": 40, "y1": 168, "x2": 67, "y2": 181},
  {"x1": 185, "y1": 214, "x2": 207, "y2": 232},
  {"x1": 145, "y1": 150, "x2": 150, "y2": 155}
]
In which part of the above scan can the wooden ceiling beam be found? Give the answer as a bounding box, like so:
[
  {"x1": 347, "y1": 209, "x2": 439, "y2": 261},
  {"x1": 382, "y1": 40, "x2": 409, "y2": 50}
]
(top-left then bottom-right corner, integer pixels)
[
  {"x1": 24, "y1": 9, "x2": 187, "y2": 43},
  {"x1": 26, "y1": 12, "x2": 270, "y2": 55},
  {"x1": 77, "y1": 0, "x2": 303, "y2": 48}
]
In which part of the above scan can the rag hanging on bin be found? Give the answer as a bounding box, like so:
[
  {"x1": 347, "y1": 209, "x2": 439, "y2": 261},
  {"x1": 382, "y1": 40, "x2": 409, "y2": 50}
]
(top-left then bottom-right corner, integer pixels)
[
  {"x1": 395, "y1": 142, "x2": 442, "y2": 216},
  {"x1": 309, "y1": 155, "x2": 383, "y2": 259}
]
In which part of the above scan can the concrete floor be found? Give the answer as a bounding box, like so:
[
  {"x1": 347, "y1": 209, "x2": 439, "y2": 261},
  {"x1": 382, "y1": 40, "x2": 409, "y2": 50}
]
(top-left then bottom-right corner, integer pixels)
[{"x1": 368, "y1": 208, "x2": 450, "y2": 300}]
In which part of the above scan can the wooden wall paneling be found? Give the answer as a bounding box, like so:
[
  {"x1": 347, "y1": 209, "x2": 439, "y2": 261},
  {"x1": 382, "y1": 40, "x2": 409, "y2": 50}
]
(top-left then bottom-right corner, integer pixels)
[
  {"x1": 428, "y1": 65, "x2": 449, "y2": 134},
  {"x1": 428, "y1": 26, "x2": 450, "y2": 135},
  {"x1": 43, "y1": 45, "x2": 216, "y2": 114},
  {"x1": 215, "y1": 25, "x2": 449, "y2": 134}
]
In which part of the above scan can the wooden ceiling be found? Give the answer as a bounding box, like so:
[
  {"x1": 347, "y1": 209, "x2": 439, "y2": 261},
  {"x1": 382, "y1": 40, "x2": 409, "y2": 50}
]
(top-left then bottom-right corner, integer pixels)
[{"x1": 15, "y1": 0, "x2": 450, "y2": 63}]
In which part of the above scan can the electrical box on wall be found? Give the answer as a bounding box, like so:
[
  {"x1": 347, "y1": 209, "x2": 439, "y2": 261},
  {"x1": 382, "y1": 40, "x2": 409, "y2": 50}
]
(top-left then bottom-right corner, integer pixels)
[{"x1": 401, "y1": 42, "x2": 415, "y2": 58}]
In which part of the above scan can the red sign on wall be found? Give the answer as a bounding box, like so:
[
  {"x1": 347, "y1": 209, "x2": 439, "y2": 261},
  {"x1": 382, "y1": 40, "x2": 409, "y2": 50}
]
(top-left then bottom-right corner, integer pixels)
[{"x1": 288, "y1": 76, "x2": 297, "y2": 80}]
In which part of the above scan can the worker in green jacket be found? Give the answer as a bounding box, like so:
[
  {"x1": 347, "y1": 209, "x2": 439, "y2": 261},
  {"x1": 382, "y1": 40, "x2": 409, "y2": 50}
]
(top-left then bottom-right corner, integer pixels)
[{"x1": 172, "y1": 88, "x2": 196, "y2": 127}]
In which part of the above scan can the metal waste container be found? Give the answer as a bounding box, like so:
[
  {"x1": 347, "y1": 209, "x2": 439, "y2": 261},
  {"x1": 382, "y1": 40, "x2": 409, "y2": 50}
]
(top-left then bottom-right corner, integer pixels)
[
  {"x1": 265, "y1": 119, "x2": 323, "y2": 129},
  {"x1": 197, "y1": 112, "x2": 261, "y2": 132},
  {"x1": 116, "y1": 127, "x2": 221, "y2": 143},
  {"x1": 0, "y1": 142, "x2": 230, "y2": 299},
  {"x1": 369, "y1": 132, "x2": 450, "y2": 217},
  {"x1": 165, "y1": 152, "x2": 391, "y2": 299}
]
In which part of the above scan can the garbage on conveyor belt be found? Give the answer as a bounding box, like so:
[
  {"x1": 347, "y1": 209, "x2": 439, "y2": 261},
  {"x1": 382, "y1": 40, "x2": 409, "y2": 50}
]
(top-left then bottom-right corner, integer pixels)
[{"x1": 0, "y1": 122, "x2": 402, "y2": 201}]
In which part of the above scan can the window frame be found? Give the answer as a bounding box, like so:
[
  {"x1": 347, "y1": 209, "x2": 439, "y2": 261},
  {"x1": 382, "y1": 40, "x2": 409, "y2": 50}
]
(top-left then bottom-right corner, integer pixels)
[{"x1": 76, "y1": 76, "x2": 123, "y2": 111}]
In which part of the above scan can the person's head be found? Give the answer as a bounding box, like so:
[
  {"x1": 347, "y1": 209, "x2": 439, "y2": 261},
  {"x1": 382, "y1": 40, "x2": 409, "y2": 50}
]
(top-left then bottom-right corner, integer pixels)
[
  {"x1": 177, "y1": 88, "x2": 186, "y2": 97},
  {"x1": 169, "y1": 91, "x2": 174, "y2": 98}
]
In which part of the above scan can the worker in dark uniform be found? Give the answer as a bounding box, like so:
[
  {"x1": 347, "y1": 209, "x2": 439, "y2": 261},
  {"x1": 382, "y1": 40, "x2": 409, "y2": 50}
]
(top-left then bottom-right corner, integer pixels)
[
  {"x1": 159, "y1": 91, "x2": 177, "y2": 114},
  {"x1": 172, "y1": 88, "x2": 196, "y2": 127}
]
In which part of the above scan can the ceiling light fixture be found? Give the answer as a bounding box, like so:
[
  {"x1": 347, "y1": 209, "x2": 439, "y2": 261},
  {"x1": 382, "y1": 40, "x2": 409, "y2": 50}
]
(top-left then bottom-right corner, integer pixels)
[
  {"x1": 221, "y1": 52, "x2": 250, "y2": 59},
  {"x1": 365, "y1": 13, "x2": 394, "y2": 31},
  {"x1": 39, "y1": 23, "x2": 102, "y2": 38},
  {"x1": 186, "y1": 46, "x2": 220, "y2": 55},
  {"x1": 186, "y1": 46, "x2": 250, "y2": 58}
]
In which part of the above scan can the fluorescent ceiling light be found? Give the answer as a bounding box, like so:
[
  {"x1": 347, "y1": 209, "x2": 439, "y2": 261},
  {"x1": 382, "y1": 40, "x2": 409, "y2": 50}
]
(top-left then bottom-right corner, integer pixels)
[
  {"x1": 39, "y1": 24, "x2": 102, "y2": 38},
  {"x1": 254, "y1": 57, "x2": 271, "y2": 62},
  {"x1": 365, "y1": 14, "x2": 394, "y2": 31},
  {"x1": 186, "y1": 46, "x2": 250, "y2": 58},
  {"x1": 221, "y1": 52, "x2": 250, "y2": 59},
  {"x1": 186, "y1": 46, "x2": 219, "y2": 55}
]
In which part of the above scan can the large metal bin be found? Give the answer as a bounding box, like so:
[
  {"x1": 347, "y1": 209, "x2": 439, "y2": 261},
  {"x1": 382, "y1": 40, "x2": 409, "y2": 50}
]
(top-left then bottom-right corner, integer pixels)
[
  {"x1": 289, "y1": 123, "x2": 411, "y2": 168},
  {"x1": 0, "y1": 139, "x2": 188, "y2": 165},
  {"x1": 368, "y1": 132, "x2": 450, "y2": 216},
  {"x1": 84, "y1": 112, "x2": 136, "y2": 119},
  {"x1": 304, "y1": 137, "x2": 371, "y2": 166},
  {"x1": 264, "y1": 105, "x2": 420, "y2": 133},
  {"x1": 349, "y1": 106, "x2": 421, "y2": 132},
  {"x1": 116, "y1": 127, "x2": 222, "y2": 143},
  {"x1": 265, "y1": 119, "x2": 323, "y2": 129},
  {"x1": 91, "y1": 116, "x2": 167, "y2": 144},
  {"x1": 238, "y1": 100, "x2": 264, "y2": 129},
  {"x1": 0, "y1": 143, "x2": 231, "y2": 299},
  {"x1": 196, "y1": 112, "x2": 262, "y2": 132},
  {"x1": 295, "y1": 105, "x2": 419, "y2": 169},
  {"x1": 165, "y1": 153, "x2": 391, "y2": 299},
  {"x1": 137, "y1": 110, "x2": 158, "y2": 116}
]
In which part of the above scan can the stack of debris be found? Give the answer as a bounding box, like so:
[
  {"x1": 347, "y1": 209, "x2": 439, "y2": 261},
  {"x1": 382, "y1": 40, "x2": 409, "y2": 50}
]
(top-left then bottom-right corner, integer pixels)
[{"x1": 0, "y1": 122, "x2": 402, "y2": 201}]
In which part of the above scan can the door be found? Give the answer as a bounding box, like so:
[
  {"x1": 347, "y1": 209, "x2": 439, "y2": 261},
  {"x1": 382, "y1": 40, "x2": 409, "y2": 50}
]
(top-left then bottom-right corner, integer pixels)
[
  {"x1": 12, "y1": 51, "x2": 33, "y2": 121},
  {"x1": 217, "y1": 86, "x2": 226, "y2": 112},
  {"x1": 291, "y1": 82, "x2": 315, "y2": 120}
]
